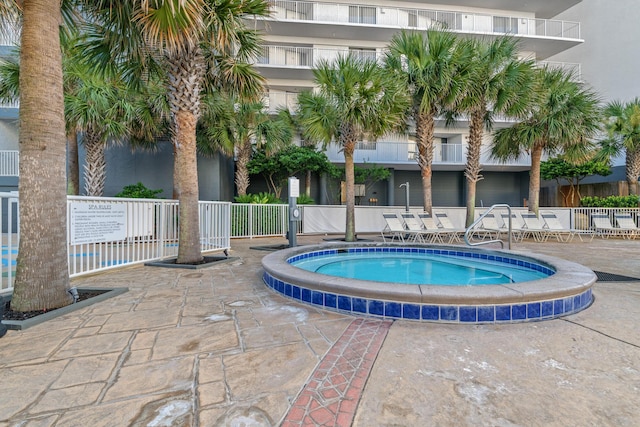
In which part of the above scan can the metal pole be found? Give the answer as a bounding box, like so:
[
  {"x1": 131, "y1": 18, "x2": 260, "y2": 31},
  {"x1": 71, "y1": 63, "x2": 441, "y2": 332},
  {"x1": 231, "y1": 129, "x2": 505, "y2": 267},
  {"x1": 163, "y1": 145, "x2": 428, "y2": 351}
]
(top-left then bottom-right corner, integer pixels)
[
  {"x1": 288, "y1": 196, "x2": 297, "y2": 248},
  {"x1": 399, "y1": 182, "x2": 410, "y2": 212}
]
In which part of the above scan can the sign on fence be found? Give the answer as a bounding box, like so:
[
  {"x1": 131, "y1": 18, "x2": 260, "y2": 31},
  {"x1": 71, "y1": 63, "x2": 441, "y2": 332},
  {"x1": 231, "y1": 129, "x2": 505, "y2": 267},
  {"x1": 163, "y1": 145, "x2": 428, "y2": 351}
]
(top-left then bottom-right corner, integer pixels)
[{"x1": 69, "y1": 202, "x2": 127, "y2": 244}]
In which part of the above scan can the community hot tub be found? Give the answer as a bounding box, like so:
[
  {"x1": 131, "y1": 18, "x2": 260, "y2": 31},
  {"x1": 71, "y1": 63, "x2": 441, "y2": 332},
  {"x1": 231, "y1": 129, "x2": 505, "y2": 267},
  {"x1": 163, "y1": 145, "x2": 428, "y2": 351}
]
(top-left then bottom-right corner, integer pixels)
[{"x1": 261, "y1": 243, "x2": 596, "y2": 324}]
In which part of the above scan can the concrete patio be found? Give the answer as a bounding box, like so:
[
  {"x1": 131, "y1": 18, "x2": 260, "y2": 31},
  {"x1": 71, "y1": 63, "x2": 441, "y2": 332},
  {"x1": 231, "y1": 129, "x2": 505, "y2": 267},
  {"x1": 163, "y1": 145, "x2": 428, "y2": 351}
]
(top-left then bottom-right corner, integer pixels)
[{"x1": 0, "y1": 235, "x2": 638, "y2": 426}]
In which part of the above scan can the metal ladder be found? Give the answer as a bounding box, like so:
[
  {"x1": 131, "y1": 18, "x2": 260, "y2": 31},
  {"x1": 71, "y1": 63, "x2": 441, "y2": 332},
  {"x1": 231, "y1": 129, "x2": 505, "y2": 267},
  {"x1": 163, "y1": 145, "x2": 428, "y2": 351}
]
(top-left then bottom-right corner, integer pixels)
[{"x1": 464, "y1": 204, "x2": 514, "y2": 250}]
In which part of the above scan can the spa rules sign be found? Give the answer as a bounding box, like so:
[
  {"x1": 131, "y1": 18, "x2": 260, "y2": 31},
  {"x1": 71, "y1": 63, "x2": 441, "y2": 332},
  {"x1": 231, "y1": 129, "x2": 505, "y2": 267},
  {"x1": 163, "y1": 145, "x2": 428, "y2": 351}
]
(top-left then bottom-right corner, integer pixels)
[{"x1": 70, "y1": 203, "x2": 127, "y2": 244}]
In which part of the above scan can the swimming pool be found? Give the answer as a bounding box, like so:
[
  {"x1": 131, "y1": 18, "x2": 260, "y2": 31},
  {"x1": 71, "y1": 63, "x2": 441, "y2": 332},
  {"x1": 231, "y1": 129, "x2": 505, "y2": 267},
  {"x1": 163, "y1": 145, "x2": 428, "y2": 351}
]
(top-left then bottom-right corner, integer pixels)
[
  {"x1": 261, "y1": 243, "x2": 596, "y2": 324},
  {"x1": 291, "y1": 251, "x2": 551, "y2": 285}
]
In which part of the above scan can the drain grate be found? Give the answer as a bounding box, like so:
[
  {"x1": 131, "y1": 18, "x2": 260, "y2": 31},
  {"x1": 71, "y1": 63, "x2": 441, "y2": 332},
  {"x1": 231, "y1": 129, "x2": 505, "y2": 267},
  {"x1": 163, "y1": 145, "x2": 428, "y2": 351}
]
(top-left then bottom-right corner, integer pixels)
[{"x1": 594, "y1": 271, "x2": 640, "y2": 282}]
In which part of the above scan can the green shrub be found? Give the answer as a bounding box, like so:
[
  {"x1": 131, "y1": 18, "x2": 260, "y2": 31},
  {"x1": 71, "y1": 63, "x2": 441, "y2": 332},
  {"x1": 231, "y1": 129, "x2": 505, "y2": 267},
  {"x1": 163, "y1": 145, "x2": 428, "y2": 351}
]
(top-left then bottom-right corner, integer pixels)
[
  {"x1": 580, "y1": 195, "x2": 640, "y2": 207},
  {"x1": 233, "y1": 192, "x2": 281, "y2": 204},
  {"x1": 296, "y1": 194, "x2": 315, "y2": 205},
  {"x1": 115, "y1": 182, "x2": 163, "y2": 199}
]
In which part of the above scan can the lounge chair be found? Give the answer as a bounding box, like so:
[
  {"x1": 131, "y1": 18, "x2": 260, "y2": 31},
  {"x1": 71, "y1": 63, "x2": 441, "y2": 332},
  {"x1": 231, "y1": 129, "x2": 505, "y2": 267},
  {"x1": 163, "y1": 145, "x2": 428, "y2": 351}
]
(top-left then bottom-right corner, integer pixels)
[
  {"x1": 540, "y1": 211, "x2": 594, "y2": 242},
  {"x1": 499, "y1": 212, "x2": 526, "y2": 242},
  {"x1": 591, "y1": 212, "x2": 628, "y2": 239},
  {"x1": 613, "y1": 212, "x2": 639, "y2": 239},
  {"x1": 399, "y1": 212, "x2": 431, "y2": 243},
  {"x1": 381, "y1": 212, "x2": 408, "y2": 243},
  {"x1": 433, "y1": 212, "x2": 464, "y2": 243},
  {"x1": 520, "y1": 213, "x2": 553, "y2": 242},
  {"x1": 474, "y1": 212, "x2": 503, "y2": 240},
  {"x1": 417, "y1": 212, "x2": 447, "y2": 243}
]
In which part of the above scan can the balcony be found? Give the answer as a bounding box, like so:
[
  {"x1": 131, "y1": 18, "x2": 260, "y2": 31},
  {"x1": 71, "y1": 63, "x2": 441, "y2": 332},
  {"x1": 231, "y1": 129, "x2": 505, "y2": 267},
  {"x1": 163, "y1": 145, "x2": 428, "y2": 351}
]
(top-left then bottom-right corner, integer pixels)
[
  {"x1": 254, "y1": 45, "x2": 385, "y2": 79},
  {"x1": 262, "y1": 91, "x2": 299, "y2": 113},
  {"x1": 262, "y1": 1, "x2": 582, "y2": 58},
  {"x1": 537, "y1": 60, "x2": 581, "y2": 79},
  {"x1": 256, "y1": 45, "x2": 582, "y2": 81},
  {"x1": 323, "y1": 141, "x2": 533, "y2": 170}
]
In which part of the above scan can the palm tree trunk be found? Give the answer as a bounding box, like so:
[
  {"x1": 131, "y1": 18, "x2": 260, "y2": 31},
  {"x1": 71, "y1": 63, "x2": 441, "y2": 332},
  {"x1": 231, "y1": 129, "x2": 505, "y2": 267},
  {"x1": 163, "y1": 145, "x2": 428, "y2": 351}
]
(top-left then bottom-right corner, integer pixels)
[
  {"x1": 12, "y1": 0, "x2": 72, "y2": 311},
  {"x1": 344, "y1": 139, "x2": 357, "y2": 242},
  {"x1": 416, "y1": 111, "x2": 435, "y2": 214},
  {"x1": 464, "y1": 110, "x2": 484, "y2": 227},
  {"x1": 235, "y1": 139, "x2": 252, "y2": 196},
  {"x1": 82, "y1": 129, "x2": 106, "y2": 196},
  {"x1": 174, "y1": 110, "x2": 203, "y2": 264},
  {"x1": 306, "y1": 170, "x2": 312, "y2": 198},
  {"x1": 529, "y1": 143, "x2": 543, "y2": 215},
  {"x1": 166, "y1": 47, "x2": 205, "y2": 264},
  {"x1": 626, "y1": 147, "x2": 640, "y2": 195},
  {"x1": 67, "y1": 129, "x2": 80, "y2": 195}
]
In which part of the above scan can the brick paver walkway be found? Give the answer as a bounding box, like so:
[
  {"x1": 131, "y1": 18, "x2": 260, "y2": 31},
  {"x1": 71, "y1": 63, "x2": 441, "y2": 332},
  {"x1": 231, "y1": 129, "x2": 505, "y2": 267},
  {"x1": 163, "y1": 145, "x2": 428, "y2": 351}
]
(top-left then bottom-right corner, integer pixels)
[{"x1": 281, "y1": 318, "x2": 393, "y2": 426}]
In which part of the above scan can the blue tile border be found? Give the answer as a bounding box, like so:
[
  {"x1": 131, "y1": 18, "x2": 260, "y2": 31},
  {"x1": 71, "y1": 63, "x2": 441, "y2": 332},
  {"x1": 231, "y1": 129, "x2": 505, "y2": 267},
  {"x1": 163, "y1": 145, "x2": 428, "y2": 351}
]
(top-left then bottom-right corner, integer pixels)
[{"x1": 262, "y1": 270, "x2": 593, "y2": 324}]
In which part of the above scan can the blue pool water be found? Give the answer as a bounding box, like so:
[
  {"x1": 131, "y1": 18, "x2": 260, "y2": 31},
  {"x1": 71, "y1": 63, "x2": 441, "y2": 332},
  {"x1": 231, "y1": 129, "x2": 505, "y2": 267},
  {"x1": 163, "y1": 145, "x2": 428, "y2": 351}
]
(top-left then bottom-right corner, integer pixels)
[{"x1": 291, "y1": 251, "x2": 550, "y2": 285}]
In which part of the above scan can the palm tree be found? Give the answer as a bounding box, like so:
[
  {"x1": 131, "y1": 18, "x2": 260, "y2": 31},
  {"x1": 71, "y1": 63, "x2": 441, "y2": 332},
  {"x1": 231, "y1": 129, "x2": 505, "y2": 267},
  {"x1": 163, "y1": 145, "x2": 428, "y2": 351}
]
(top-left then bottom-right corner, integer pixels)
[
  {"x1": 599, "y1": 98, "x2": 640, "y2": 195},
  {"x1": 65, "y1": 74, "x2": 137, "y2": 196},
  {"x1": 81, "y1": 0, "x2": 270, "y2": 264},
  {"x1": 0, "y1": 32, "x2": 166, "y2": 198},
  {"x1": 453, "y1": 36, "x2": 535, "y2": 226},
  {"x1": 492, "y1": 66, "x2": 601, "y2": 214},
  {"x1": 297, "y1": 54, "x2": 409, "y2": 241},
  {"x1": 198, "y1": 95, "x2": 293, "y2": 197},
  {"x1": 385, "y1": 29, "x2": 472, "y2": 213},
  {"x1": 8, "y1": 1, "x2": 73, "y2": 311}
]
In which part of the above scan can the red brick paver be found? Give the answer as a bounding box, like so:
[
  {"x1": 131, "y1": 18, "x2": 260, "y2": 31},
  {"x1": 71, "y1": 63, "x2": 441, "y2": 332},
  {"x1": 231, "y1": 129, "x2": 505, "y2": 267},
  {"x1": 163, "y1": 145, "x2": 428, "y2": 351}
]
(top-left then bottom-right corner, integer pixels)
[{"x1": 282, "y1": 318, "x2": 393, "y2": 426}]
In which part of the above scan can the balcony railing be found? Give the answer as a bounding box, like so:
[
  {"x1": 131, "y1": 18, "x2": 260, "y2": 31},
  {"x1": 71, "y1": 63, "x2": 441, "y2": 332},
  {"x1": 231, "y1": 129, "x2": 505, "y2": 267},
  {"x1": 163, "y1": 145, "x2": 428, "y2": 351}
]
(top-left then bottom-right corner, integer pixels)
[
  {"x1": 256, "y1": 45, "x2": 582, "y2": 81},
  {"x1": 537, "y1": 60, "x2": 582, "y2": 79},
  {"x1": 323, "y1": 141, "x2": 532, "y2": 167},
  {"x1": 268, "y1": 1, "x2": 581, "y2": 40},
  {"x1": 262, "y1": 91, "x2": 299, "y2": 113},
  {"x1": 0, "y1": 23, "x2": 20, "y2": 47},
  {"x1": 255, "y1": 45, "x2": 385, "y2": 68},
  {"x1": 0, "y1": 150, "x2": 19, "y2": 177}
]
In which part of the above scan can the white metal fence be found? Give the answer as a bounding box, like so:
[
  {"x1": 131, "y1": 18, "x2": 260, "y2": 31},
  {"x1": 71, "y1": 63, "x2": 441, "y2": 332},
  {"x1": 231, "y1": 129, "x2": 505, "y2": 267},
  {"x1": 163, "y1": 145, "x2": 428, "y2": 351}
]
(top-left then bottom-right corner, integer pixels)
[
  {"x1": 1, "y1": 194, "x2": 231, "y2": 291},
  {"x1": 4, "y1": 196, "x2": 640, "y2": 292},
  {"x1": 231, "y1": 203, "x2": 302, "y2": 238},
  {"x1": 0, "y1": 192, "x2": 18, "y2": 292}
]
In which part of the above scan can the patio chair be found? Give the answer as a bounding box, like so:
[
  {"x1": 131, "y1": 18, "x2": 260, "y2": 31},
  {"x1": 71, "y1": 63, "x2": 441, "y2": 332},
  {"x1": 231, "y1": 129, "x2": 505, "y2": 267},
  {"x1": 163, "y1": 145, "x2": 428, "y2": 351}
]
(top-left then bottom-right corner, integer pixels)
[
  {"x1": 499, "y1": 212, "x2": 526, "y2": 242},
  {"x1": 381, "y1": 212, "x2": 408, "y2": 243},
  {"x1": 540, "y1": 211, "x2": 594, "y2": 242},
  {"x1": 433, "y1": 212, "x2": 464, "y2": 243},
  {"x1": 473, "y1": 212, "x2": 503, "y2": 240},
  {"x1": 613, "y1": 212, "x2": 639, "y2": 239},
  {"x1": 399, "y1": 212, "x2": 431, "y2": 243},
  {"x1": 520, "y1": 213, "x2": 553, "y2": 242},
  {"x1": 591, "y1": 212, "x2": 628, "y2": 239},
  {"x1": 417, "y1": 212, "x2": 447, "y2": 243}
]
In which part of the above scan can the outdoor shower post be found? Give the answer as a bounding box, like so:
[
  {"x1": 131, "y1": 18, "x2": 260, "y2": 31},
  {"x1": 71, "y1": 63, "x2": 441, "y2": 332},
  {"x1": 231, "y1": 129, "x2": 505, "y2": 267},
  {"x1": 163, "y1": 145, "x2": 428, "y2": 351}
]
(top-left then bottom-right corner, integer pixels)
[
  {"x1": 399, "y1": 182, "x2": 410, "y2": 212},
  {"x1": 288, "y1": 177, "x2": 300, "y2": 248}
]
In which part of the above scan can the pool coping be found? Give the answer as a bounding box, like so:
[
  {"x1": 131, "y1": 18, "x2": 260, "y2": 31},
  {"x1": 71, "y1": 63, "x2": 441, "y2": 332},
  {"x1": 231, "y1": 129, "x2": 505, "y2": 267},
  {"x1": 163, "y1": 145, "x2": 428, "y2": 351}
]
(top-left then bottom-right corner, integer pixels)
[{"x1": 262, "y1": 242, "x2": 596, "y2": 323}]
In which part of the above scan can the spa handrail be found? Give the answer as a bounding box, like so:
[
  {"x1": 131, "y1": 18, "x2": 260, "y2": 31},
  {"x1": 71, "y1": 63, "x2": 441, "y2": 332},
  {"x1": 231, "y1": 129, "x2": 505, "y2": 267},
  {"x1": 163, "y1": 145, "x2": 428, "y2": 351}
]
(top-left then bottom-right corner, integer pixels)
[{"x1": 464, "y1": 204, "x2": 513, "y2": 250}]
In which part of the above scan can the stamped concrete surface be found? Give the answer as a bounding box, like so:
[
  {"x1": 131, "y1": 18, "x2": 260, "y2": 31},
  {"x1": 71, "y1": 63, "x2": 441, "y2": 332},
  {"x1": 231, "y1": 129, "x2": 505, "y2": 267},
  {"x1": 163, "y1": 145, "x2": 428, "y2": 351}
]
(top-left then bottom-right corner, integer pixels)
[{"x1": 0, "y1": 235, "x2": 638, "y2": 426}]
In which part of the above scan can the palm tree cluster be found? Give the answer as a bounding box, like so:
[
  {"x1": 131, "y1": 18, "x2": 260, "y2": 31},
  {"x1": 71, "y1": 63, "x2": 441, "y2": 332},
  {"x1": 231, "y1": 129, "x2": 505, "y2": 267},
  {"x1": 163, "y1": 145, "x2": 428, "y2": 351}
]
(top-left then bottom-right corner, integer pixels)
[
  {"x1": 2, "y1": 0, "x2": 275, "y2": 312},
  {"x1": 4, "y1": 1, "x2": 636, "y2": 312},
  {"x1": 599, "y1": 98, "x2": 640, "y2": 195},
  {"x1": 302, "y1": 29, "x2": 601, "y2": 233}
]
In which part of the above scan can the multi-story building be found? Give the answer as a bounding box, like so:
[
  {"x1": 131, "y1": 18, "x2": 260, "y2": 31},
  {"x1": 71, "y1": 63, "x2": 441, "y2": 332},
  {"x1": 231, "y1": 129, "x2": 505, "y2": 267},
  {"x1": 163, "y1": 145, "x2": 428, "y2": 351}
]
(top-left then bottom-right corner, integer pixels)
[
  {"x1": 252, "y1": 0, "x2": 585, "y2": 207},
  {"x1": 0, "y1": 1, "x2": 636, "y2": 205}
]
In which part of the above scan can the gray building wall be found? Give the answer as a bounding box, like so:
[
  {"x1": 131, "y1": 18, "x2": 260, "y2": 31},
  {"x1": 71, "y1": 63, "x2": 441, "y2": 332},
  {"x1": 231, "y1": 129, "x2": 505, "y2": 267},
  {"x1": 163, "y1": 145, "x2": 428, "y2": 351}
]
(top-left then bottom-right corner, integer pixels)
[
  {"x1": 79, "y1": 141, "x2": 235, "y2": 201},
  {"x1": 550, "y1": 0, "x2": 640, "y2": 103},
  {"x1": 373, "y1": 170, "x2": 528, "y2": 208}
]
